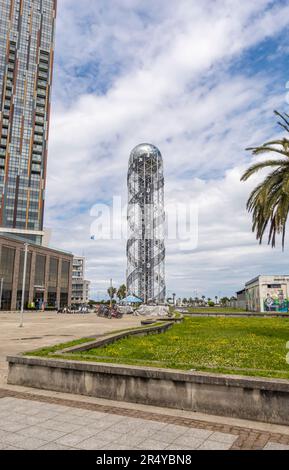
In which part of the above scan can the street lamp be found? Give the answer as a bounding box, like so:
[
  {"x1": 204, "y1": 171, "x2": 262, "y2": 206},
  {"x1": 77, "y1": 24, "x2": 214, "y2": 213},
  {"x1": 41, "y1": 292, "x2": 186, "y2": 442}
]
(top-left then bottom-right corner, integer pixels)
[
  {"x1": 20, "y1": 243, "x2": 29, "y2": 328},
  {"x1": 109, "y1": 278, "x2": 113, "y2": 309},
  {"x1": 0, "y1": 277, "x2": 3, "y2": 311}
]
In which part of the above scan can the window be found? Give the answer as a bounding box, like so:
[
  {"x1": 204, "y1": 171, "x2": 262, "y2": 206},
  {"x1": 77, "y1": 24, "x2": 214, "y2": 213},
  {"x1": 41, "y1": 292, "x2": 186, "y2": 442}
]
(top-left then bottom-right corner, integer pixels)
[{"x1": 0, "y1": 246, "x2": 15, "y2": 310}]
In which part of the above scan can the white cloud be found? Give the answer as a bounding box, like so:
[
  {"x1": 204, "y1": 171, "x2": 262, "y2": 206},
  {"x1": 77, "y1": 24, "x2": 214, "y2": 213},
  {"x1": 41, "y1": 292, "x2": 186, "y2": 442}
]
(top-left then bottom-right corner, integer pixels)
[{"x1": 44, "y1": 0, "x2": 289, "y2": 299}]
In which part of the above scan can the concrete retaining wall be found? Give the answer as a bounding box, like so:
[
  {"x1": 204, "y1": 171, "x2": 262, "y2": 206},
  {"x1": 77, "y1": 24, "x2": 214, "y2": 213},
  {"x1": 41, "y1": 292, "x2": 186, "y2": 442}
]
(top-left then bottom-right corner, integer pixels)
[{"x1": 7, "y1": 355, "x2": 289, "y2": 425}]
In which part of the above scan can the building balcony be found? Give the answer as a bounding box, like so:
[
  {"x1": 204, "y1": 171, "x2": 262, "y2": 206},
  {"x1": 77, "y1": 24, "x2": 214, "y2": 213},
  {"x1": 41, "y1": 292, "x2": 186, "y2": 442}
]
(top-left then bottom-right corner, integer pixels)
[
  {"x1": 38, "y1": 63, "x2": 49, "y2": 72},
  {"x1": 33, "y1": 145, "x2": 43, "y2": 154},
  {"x1": 35, "y1": 110, "x2": 45, "y2": 119},
  {"x1": 34, "y1": 132, "x2": 43, "y2": 140},
  {"x1": 37, "y1": 80, "x2": 47, "y2": 88},
  {"x1": 37, "y1": 89, "x2": 47, "y2": 98},
  {"x1": 34, "y1": 126, "x2": 44, "y2": 135},
  {"x1": 36, "y1": 98, "x2": 46, "y2": 106},
  {"x1": 2, "y1": 119, "x2": 9, "y2": 128},
  {"x1": 31, "y1": 165, "x2": 41, "y2": 174},
  {"x1": 32, "y1": 154, "x2": 42, "y2": 164},
  {"x1": 38, "y1": 71, "x2": 48, "y2": 79}
]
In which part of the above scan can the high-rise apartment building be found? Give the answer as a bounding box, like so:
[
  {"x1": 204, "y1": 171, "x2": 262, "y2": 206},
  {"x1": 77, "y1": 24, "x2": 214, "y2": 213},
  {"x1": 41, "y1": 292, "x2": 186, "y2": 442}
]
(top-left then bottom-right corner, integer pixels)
[
  {"x1": 0, "y1": 0, "x2": 57, "y2": 245},
  {"x1": 71, "y1": 256, "x2": 91, "y2": 305}
]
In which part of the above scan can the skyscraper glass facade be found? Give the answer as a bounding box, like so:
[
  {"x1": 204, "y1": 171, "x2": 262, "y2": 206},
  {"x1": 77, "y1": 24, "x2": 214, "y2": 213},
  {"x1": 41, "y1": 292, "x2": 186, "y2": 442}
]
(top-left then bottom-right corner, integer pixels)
[{"x1": 0, "y1": 0, "x2": 57, "y2": 244}]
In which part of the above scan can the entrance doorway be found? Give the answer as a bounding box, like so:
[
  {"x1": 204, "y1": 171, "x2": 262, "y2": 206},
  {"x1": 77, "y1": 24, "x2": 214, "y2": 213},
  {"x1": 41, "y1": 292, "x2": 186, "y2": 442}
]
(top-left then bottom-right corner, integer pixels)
[{"x1": 34, "y1": 289, "x2": 45, "y2": 310}]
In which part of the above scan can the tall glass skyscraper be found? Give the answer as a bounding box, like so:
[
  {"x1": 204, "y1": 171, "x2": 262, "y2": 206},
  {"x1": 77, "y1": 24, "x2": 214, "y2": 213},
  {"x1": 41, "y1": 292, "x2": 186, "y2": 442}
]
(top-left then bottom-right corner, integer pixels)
[{"x1": 0, "y1": 0, "x2": 57, "y2": 245}]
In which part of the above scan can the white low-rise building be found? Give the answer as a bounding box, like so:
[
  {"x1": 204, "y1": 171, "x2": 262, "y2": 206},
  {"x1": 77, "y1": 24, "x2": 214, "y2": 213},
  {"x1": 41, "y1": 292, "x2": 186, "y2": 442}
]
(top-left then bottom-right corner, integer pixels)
[{"x1": 245, "y1": 275, "x2": 289, "y2": 313}]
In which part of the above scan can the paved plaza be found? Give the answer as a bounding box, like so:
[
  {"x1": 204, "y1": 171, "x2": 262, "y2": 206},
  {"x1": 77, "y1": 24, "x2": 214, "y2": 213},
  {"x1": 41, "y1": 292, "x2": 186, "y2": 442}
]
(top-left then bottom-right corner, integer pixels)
[
  {"x1": 0, "y1": 396, "x2": 238, "y2": 450},
  {"x1": 0, "y1": 311, "x2": 140, "y2": 386},
  {"x1": 1, "y1": 311, "x2": 289, "y2": 451},
  {"x1": 0, "y1": 391, "x2": 289, "y2": 450}
]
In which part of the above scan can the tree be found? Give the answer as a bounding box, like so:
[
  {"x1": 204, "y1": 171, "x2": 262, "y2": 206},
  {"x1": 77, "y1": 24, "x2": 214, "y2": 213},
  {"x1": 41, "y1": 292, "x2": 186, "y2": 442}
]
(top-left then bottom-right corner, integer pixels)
[
  {"x1": 220, "y1": 297, "x2": 229, "y2": 306},
  {"x1": 241, "y1": 111, "x2": 289, "y2": 249},
  {"x1": 107, "y1": 286, "x2": 117, "y2": 301},
  {"x1": 117, "y1": 284, "x2": 127, "y2": 300}
]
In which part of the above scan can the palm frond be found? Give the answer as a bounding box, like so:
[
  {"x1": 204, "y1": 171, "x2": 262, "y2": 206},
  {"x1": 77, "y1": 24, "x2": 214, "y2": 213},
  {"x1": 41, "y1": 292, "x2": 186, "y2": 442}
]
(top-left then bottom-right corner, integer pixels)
[
  {"x1": 243, "y1": 111, "x2": 289, "y2": 249},
  {"x1": 241, "y1": 160, "x2": 289, "y2": 181}
]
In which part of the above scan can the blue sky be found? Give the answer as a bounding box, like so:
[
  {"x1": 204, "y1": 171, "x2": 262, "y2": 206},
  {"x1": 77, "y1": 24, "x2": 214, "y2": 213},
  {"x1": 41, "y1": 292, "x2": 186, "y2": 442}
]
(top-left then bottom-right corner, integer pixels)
[{"x1": 44, "y1": 0, "x2": 289, "y2": 300}]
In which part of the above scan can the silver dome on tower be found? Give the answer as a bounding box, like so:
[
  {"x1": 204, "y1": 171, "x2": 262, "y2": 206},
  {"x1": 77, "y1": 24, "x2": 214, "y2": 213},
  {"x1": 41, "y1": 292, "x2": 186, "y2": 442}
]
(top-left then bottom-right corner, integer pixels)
[{"x1": 127, "y1": 144, "x2": 166, "y2": 304}]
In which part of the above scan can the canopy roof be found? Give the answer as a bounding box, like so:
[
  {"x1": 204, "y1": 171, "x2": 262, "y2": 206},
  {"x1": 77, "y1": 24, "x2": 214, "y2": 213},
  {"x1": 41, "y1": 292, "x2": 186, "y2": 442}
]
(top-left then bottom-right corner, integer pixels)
[{"x1": 121, "y1": 295, "x2": 143, "y2": 304}]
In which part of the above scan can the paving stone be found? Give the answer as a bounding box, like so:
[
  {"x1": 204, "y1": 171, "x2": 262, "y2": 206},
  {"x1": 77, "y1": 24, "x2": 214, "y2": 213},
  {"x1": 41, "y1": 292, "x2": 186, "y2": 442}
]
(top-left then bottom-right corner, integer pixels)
[
  {"x1": 54, "y1": 433, "x2": 90, "y2": 447},
  {"x1": 96, "y1": 414, "x2": 124, "y2": 425},
  {"x1": 85, "y1": 411, "x2": 108, "y2": 420},
  {"x1": 63, "y1": 408, "x2": 95, "y2": 418},
  {"x1": 33, "y1": 411, "x2": 60, "y2": 420},
  {"x1": 68, "y1": 428, "x2": 99, "y2": 438},
  {"x1": 1, "y1": 414, "x2": 24, "y2": 423},
  {"x1": 0, "y1": 429, "x2": 10, "y2": 440},
  {"x1": 136, "y1": 420, "x2": 170, "y2": 432},
  {"x1": 105, "y1": 443, "x2": 132, "y2": 450},
  {"x1": 112, "y1": 434, "x2": 145, "y2": 447},
  {"x1": 3, "y1": 392, "x2": 289, "y2": 452},
  {"x1": 2, "y1": 445, "x2": 22, "y2": 450},
  {"x1": 181, "y1": 427, "x2": 213, "y2": 440},
  {"x1": 150, "y1": 427, "x2": 187, "y2": 444},
  {"x1": 16, "y1": 425, "x2": 67, "y2": 441},
  {"x1": 137, "y1": 439, "x2": 168, "y2": 450},
  {"x1": 76, "y1": 437, "x2": 112, "y2": 450},
  {"x1": 85, "y1": 421, "x2": 112, "y2": 432},
  {"x1": 197, "y1": 439, "x2": 233, "y2": 450},
  {"x1": 13, "y1": 415, "x2": 47, "y2": 426},
  {"x1": 172, "y1": 435, "x2": 205, "y2": 448},
  {"x1": 108, "y1": 420, "x2": 145, "y2": 434},
  {"x1": 209, "y1": 432, "x2": 238, "y2": 444},
  {"x1": 166, "y1": 444, "x2": 201, "y2": 450},
  {"x1": 38, "y1": 443, "x2": 76, "y2": 450},
  {"x1": 54, "y1": 414, "x2": 96, "y2": 426},
  {"x1": 264, "y1": 442, "x2": 289, "y2": 450},
  {"x1": 0, "y1": 432, "x2": 27, "y2": 446},
  {"x1": 15, "y1": 437, "x2": 49, "y2": 450},
  {"x1": 0, "y1": 422, "x2": 30, "y2": 433},
  {"x1": 92, "y1": 429, "x2": 120, "y2": 442},
  {"x1": 38, "y1": 419, "x2": 82, "y2": 433}
]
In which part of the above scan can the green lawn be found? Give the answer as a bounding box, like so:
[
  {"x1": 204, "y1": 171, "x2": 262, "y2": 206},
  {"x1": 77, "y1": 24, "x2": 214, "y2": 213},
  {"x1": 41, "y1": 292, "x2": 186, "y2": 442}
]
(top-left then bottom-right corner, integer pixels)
[
  {"x1": 70, "y1": 317, "x2": 289, "y2": 379},
  {"x1": 187, "y1": 307, "x2": 247, "y2": 313}
]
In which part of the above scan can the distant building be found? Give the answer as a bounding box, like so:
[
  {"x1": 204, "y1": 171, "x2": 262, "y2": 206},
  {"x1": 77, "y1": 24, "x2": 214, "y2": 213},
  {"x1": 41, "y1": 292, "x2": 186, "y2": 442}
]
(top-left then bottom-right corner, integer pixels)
[
  {"x1": 71, "y1": 256, "x2": 90, "y2": 305},
  {"x1": 0, "y1": 0, "x2": 57, "y2": 245},
  {"x1": 0, "y1": 234, "x2": 72, "y2": 311},
  {"x1": 236, "y1": 289, "x2": 246, "y2": 310},
  {"x1": 245, "y1": 275, "x2": 289, "y2": 313}
]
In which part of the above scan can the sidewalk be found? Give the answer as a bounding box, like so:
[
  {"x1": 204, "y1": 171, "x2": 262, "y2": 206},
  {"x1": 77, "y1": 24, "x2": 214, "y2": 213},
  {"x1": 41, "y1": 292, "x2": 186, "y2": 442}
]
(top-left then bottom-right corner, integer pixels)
[
  {"x1": 1, "y1": 383, "x2": 289, "y2": 450},
  {"x1": 1, "y1": 311, "x2": 289, "y2": 450}
]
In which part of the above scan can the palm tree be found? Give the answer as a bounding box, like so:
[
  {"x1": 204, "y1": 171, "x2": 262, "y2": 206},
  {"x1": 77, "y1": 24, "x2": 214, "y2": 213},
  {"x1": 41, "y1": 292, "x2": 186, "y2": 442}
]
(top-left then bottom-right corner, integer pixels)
[
  {"x1": 241, "y1": 111, "x2": 289, "y2": 248},
  {"x1": 117, "y1": 284, "x2": 127, "y2": 301}
]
